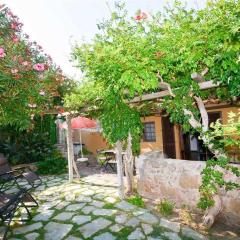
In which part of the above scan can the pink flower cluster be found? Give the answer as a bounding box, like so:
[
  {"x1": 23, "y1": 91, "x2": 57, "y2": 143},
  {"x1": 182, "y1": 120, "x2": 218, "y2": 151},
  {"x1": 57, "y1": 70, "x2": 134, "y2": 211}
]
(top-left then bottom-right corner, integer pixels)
[
  {"x1": 12, "y1": 36, "x2": 19, "y2": 43},
  {"x1": 33, "y1": 63, "x2": 45, "y2": 72},
  {"x1": 22, "y1": 61, "x2": 29, "y2": 66},
  {"x1": 1, "y1": 5, "x2": 62, "y2": 89},
  {"x1": 0, "y1": 47, "x2": 5, "y2": 58},
  {"x1": 10, "y1": 20, "x2": 23, "y2": 31},
  {"x1": 134, "y1": 12, "x2": 147, "y2": 21}
]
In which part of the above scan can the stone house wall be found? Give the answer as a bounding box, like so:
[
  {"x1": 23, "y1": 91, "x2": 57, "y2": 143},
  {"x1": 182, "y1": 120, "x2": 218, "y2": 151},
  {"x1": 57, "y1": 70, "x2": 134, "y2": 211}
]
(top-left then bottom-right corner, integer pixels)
[{"x1": 136, "y1": 151, "x2": 240, "y2": 226}]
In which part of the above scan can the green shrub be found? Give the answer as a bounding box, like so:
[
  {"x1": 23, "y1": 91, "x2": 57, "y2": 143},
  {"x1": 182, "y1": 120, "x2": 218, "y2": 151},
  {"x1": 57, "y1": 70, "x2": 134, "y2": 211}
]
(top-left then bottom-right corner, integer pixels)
[
  {"x1": 36, "y1": 150, "x2": 67, "y2": 175},
  {"x1": 1, "y1": 131, "x2": 55, "y2": 165},
  {"x1": 157, "y1": 199, "x2": 174, "y2": 217},
  {"x1": 0, "y1": 115, "x2": 57, "y2": 165},
  {"x1": 127, "y1": 194, "x2": 145, "y2": 208}
]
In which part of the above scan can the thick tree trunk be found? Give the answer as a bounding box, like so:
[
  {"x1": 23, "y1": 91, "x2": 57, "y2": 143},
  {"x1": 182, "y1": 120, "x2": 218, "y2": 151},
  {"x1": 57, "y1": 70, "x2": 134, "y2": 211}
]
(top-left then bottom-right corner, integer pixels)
[
  {"x1": 116, "y1": 140, "x2": 125, "y2": 200},
  {"x1": 198, "y1": 131, "x2": 225, "y2": 228},
  {"x1": 157, "y1": 72, "x2": 224, "y2": 228},
  {"x1": 202, "y1": 194, "x2": 222, "y2": 228},
  {"x1": 184, "y1": 97, "x2": 224, "y2": 228},
  {"x1": 66, "y1": 115, "x2": 74, "y2": 182},
  {"x1": 124, "y1": 132, "x2": 134, "y2": 195}
]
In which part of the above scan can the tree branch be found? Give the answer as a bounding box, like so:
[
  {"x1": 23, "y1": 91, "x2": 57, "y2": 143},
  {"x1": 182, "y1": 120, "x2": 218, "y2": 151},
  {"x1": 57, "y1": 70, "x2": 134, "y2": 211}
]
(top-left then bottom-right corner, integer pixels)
[
  {"x1": 191, "y1": 73, "x2": 205, "y2": 82},
  {"x1": 157, "y1": 71, "x2": 176, "y2": 97},
  {"x1": 191, "y1": 67, "x2": 209, "y2": 82},
  {"x1": 201, "y1": 67, "x2": 209, "y2": 76},
  {"x1": 183, "y1": 109, "x2": 202, "y2": 129},
  {"x1": 194, "y1": 96, "x2": 209, "y2": 132}
]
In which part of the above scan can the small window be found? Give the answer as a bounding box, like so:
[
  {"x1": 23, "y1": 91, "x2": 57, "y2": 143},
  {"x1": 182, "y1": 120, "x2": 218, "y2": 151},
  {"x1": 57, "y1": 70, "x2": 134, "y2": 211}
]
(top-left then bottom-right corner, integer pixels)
[{"x1": 143, "y1": 122, "x2": 156, "y2": 142}]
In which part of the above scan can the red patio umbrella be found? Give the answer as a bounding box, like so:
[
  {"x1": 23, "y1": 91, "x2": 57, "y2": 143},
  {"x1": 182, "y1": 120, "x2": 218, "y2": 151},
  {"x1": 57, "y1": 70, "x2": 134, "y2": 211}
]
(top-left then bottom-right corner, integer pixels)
[
  {"x1": 59, "y1": 116, "x2": 98, "y2": 161},
  {"x1": 71, "y1": 117, "x2": 97, "y2": 129},
  {"x1": 59, "y1": 116, "x2": 97, "y2": 130}
]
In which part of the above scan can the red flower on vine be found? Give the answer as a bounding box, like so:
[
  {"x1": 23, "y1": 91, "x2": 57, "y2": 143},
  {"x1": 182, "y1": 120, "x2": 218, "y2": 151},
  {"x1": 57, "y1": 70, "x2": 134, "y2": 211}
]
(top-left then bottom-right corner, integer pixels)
[
  {"x1": 134, "y1": 12, "x2": 148, "y2": 21},
  {"x1": 135, "y1": 15, "x2": 142, "y2": 21}
]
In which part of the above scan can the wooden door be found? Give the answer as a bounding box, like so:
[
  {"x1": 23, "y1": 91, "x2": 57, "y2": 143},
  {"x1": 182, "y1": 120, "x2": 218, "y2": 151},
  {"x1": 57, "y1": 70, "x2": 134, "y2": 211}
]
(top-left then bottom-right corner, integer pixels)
[{"x1": 162, "y1": 116, "x2": 176, "y2": 159}]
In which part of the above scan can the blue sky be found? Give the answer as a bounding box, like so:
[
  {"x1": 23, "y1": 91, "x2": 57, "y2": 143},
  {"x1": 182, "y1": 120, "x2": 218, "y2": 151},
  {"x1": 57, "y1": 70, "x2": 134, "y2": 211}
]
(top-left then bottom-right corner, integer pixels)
[{"x1": 4, "y1": 0, "x2": 207, "y2": 79}]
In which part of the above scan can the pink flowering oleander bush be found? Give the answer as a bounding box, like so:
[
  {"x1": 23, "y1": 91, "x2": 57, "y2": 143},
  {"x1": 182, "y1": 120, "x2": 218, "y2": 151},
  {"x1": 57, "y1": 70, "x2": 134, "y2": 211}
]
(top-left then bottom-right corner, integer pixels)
[{"x1": 0, "y1": 5, "x2": 71, "y2": 129}]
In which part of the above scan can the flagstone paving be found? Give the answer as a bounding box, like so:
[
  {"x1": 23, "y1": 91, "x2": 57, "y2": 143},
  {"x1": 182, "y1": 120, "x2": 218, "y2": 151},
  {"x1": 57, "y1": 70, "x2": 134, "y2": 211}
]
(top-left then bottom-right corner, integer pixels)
[{"x1": 4, "y1": 175, "x2": 208, "y2": 240}]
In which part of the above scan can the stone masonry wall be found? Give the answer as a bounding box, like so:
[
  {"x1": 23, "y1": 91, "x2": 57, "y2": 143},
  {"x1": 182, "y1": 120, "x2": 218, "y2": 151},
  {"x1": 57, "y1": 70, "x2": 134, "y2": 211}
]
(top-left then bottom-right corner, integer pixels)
[{"x1": 136, "y1": 151, "x2": 240, "y2": 226}]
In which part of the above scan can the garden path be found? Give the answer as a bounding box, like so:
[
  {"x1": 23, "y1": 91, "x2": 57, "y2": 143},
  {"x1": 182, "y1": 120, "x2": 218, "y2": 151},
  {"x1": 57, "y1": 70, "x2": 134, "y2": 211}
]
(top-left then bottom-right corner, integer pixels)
[{"x1": 5, "y1": 174, "x2": 207, "y2": 240}]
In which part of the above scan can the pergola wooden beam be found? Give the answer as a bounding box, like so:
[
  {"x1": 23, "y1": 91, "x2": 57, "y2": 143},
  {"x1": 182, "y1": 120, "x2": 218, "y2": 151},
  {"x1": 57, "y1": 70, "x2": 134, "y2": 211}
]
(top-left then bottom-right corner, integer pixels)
[{"x1": 130, "y1": 80, "x2": 219, "y2": 103}]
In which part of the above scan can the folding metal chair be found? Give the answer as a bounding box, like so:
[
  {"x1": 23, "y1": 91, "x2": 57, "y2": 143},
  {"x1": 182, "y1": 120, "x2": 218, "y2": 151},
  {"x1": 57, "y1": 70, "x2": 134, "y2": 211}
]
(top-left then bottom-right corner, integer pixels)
[
  {"x1": 0, "y1": 188, "x2": 31, "y2": 240},
  {"x1": 96, "y1": 150, "x2": 109, "y2": 171},
  {"x1": 0, "y1": 154, "x2": 42, "y2": 191},
  {"x1": 0, "y1": 154, "x2": 41, "y2": 207}
]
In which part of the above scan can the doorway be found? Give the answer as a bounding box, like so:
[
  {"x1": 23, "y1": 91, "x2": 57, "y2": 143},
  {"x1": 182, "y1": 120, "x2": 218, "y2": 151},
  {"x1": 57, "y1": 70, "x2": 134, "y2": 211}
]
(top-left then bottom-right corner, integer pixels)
[
  {"x1": 181, "y1": 111, "x2": 222, "y2": 161},
  {"x1": 162, "y1": 116, "x2": 176, "y2": 159}
]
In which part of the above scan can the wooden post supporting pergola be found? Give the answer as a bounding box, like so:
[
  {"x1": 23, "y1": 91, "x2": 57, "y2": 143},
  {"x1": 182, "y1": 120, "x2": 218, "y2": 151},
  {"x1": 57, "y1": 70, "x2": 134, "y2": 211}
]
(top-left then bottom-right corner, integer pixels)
[
  {"x1": 66, "y1": 115, "x2": 74, "y2": 182},
  {"x1": 66, "y1": 114, "x2": 81, "y2": 182}
]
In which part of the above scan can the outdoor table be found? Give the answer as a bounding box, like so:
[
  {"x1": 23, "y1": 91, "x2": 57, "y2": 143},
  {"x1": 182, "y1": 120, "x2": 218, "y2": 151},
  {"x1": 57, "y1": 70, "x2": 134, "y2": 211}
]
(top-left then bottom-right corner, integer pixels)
[
  {"x1": 99, "y1": 150, "x2": 126, "y2": 172},
  {"x1": 101, "y1": 149, "x2": 126, "y2": 155}
]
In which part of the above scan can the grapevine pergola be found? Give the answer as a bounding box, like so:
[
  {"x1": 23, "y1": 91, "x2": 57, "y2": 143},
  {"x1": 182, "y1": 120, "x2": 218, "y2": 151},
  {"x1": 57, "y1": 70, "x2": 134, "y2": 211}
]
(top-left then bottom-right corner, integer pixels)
[{"x1": 64, "y1": 0, "x2": 240, "y2": 228}]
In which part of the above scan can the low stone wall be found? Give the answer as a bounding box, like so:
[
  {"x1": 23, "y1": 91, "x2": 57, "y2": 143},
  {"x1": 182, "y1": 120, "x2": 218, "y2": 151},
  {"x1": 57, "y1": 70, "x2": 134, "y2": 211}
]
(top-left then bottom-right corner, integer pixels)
[{"x1": 136, "y1": 151, "x2": 240, "y2": 226}]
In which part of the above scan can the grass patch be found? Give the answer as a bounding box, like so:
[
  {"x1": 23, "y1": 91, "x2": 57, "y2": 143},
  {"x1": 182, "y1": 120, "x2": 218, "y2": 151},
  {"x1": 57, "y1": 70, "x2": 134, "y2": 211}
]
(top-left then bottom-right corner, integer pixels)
[
  {"x1": 150, "y1": 225, "x2": 164, "y2": 237},
  {"x1": 126, "y1": 194, "x2": 145, "y2": 208},
  {"x1": 115, "y1": 227, "x2": 133, "y2": 239},
  {"x1": 150, "y1": 226, "x2": 170, "y2": 239},
  {"x1": 103, "y1": 203, "x2": 115, "y2": 209},
  {"x1": 65, "y1": 223, "x2": 84, "y2": 239},
  {"x1": 181, "y1": 237, "x2": 197, "y2": 240},
  {"x1": 156, "y1": 199, "x2": 174, "y2": 217}
]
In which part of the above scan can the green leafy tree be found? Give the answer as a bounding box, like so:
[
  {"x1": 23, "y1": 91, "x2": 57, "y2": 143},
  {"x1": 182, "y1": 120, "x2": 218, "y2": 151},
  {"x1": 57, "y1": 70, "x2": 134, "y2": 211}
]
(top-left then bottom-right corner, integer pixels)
[{"x1": 65, "y1": 0, "x2": 240, "y2": 223}]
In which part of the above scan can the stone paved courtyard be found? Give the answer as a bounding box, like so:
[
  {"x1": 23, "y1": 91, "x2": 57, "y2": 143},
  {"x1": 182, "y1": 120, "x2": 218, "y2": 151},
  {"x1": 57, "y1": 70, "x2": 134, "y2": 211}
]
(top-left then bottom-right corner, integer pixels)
[{"x1": 4, "y1": 174, "x2": 208, "y2": 240}]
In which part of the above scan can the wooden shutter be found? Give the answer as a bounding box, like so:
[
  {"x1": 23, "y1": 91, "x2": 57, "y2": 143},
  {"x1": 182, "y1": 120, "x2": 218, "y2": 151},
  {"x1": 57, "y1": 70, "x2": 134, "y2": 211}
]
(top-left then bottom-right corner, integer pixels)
[{"x1": 162, "y1": 116, "x2": 176, "y2": 159}]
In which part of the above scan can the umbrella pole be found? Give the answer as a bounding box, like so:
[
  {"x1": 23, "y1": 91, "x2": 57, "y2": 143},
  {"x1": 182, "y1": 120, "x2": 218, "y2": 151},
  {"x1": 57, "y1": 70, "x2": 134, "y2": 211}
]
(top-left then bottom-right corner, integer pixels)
[{"x1": 79, "y1": 129, "x2": 84, "y2": 158}]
